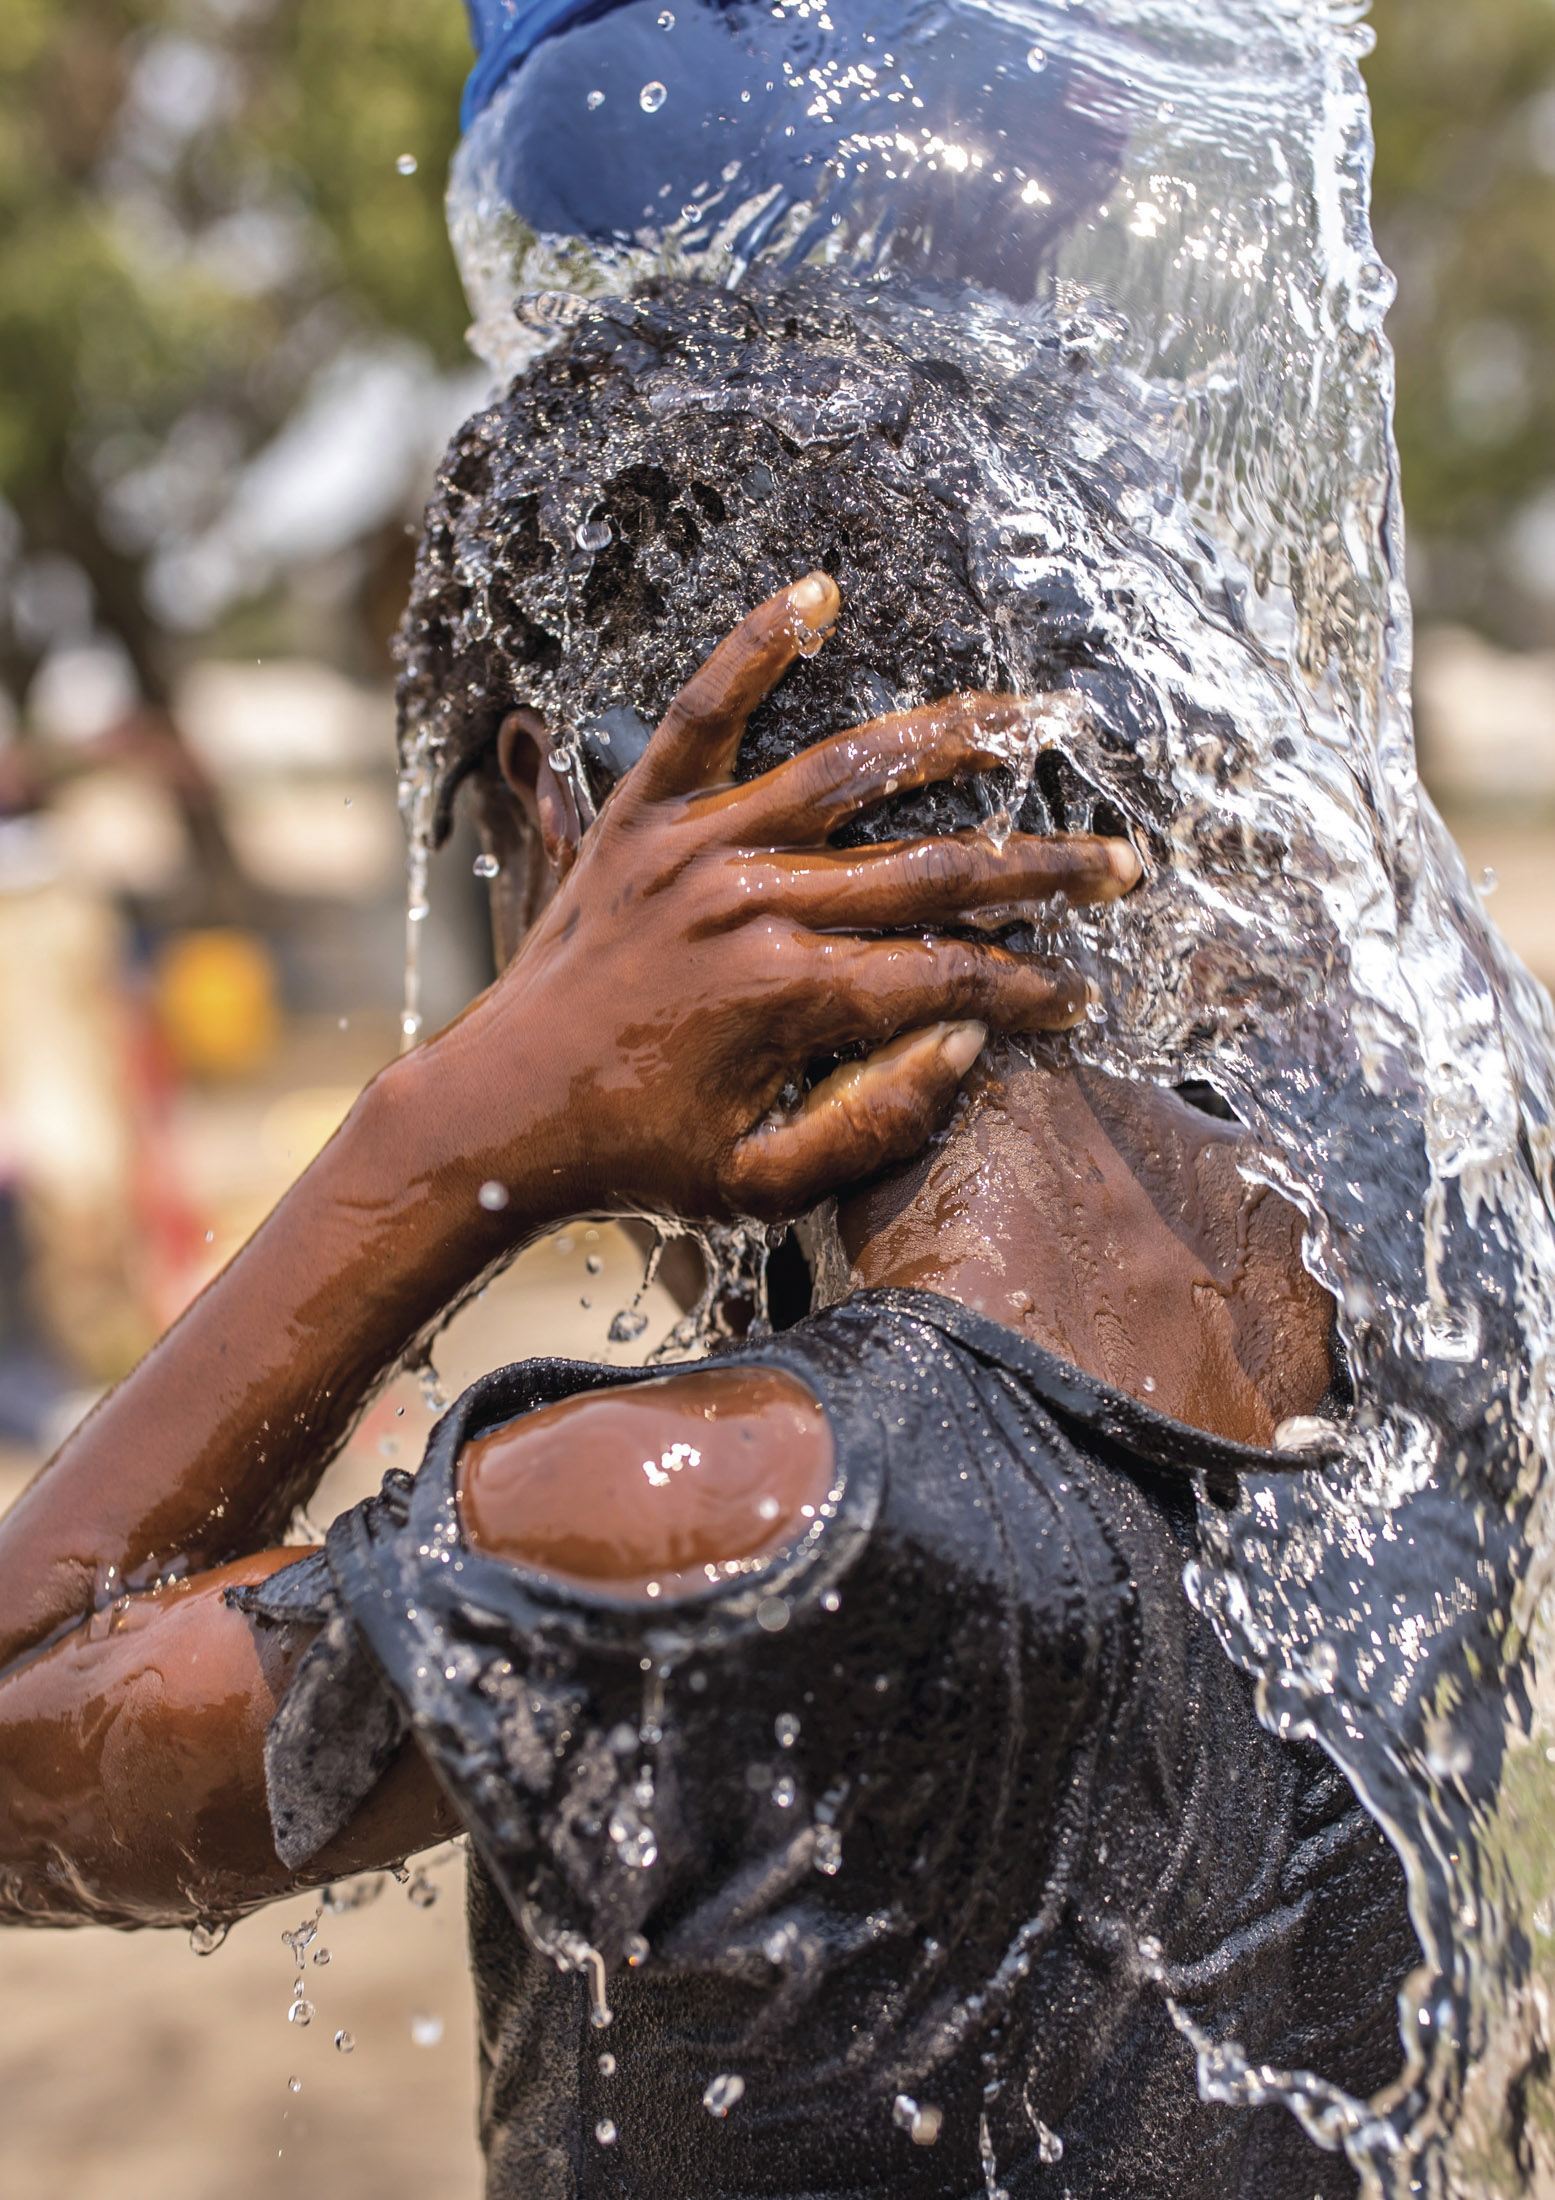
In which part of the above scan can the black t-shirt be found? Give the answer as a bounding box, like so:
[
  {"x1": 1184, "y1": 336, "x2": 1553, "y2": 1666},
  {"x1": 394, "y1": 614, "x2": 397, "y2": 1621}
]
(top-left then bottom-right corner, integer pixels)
[{"x1": 242, "y1": 1289, "x2": 1418, "y2": 2200}]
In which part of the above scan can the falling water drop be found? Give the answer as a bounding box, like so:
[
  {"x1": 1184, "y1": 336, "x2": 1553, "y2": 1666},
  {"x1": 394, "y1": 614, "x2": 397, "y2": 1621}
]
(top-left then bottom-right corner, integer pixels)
[
  {"x1": 586, "y1": 1252, "x2": 603, "y2": 1274},
  {"x1": 312, "y1": 1946, "x2": 331, "y2": 1966},
  {"x1": 598, "y1": 2051, "x2": 617, "y2": 2076},
  {"x1": 334, "y1": 2029, "x2": 355, "y2": 2054},
  {"x1": 775, "y1": 1712, "x2": 801, "y2": 1748},
  {"x1": 411, "y1": 2011, "x2": 444, "y2": 2048},
  {"x1": 624, "y1": 1932, "x2": 650, "y2": 1968},
  {"x1": 703, "y1": 2073, "x2": 745, "y2": 2117},
  {"x1": 473, "y1": 851, "x2": 500, "y2": 879},
  {"x1": 657, "y1": 7, "x2": 675, "y2": 23},
  {"x1": 478, "y1": 1180, "x2": 509, "y2": 1212},
  {"x1": 595, "y1": 2119, "x2": 618, "y2": 2145},
  {"x1": 1026, "y1": 44, "x2": 1047, "y2": 70},
  {"x1": 639, "y1": 79, "x2": 667, "y2": 112},
  {"x1": 609, "y1": 1307, "x2": 649, "y2": 1342},
  {"x1": 586, "y1": 88, "x2": 605, "y2": 108},
  {"x1": 287, "y1": 2076, "x2": 302, "y2": 2094},
  {"x1": 576, "y1": 517, "x2": 613, "y2": 552},
  {"x1": 396, "y1": 151, "x2": 418, "y2": 174},
  {"x1": 1478, "y1": 866, "x2": 1499, "y2": 897},
  {"x1": 189, "y1": 1920, "x2": 229, "y2": 1955},
  {"x1": 288, "y1": 1999, "x2": 314, "y2": 2027}
]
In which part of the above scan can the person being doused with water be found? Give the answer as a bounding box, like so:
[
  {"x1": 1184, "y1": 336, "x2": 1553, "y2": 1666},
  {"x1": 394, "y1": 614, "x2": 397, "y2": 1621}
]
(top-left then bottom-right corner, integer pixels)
[{"x1": 0, "y1": 283, "x2": 1425, "y2": 2197}]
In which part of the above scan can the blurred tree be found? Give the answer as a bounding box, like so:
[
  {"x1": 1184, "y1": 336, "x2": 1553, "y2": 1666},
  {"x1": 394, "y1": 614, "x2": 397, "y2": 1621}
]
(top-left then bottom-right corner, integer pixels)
[
  {"x1": 6, "y1": 0, "x2": 1555, "y2": 700},
  {"x1": 1365, "y1": 0, "x2": 1555, "y2": 642},
  {"x1": 0, "y1": 0, "x2": 470, "y2": 703}
]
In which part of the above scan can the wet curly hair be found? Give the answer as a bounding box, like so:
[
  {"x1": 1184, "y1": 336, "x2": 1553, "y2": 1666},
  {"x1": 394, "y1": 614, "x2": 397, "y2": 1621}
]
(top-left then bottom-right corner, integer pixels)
[{"x1": 395, "y1": 277, "x2": 1157, "y2": 851}]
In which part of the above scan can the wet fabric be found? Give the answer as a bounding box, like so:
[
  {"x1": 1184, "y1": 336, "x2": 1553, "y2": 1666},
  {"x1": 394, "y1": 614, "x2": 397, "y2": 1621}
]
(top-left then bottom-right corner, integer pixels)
[{"x1": 238, "y1": 1289, "x2": 1418, "y2": 2199}]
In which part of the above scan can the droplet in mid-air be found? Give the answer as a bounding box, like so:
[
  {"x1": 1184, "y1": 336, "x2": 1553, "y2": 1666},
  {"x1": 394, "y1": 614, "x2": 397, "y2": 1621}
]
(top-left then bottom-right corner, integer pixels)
[
  {"x1": 657, "y1": 7, "x2": 675, "y2": 23},
  {"x1": 595, "y1": 2119, "x2": 618, "y2": 2145},
  {"x1": 478, "y1": 1180, "x2": 509, "y2": 1212},
  {"x1": 396, "y1": 152, "x2": 418, "y2": 174},
  {"x1": 640, "y1": 79, "x2": 667, "y2": 112},
  {"x1": 598, "y1": 2051, "x2": 617, "y2": 2076},
  {"x1": 473, "y1": 851, "x2": 499, "y2": 879},
  {"x1": 586, "y1": 88, "x2": 605, "y2": 108},
  {"x1": 1026, "y1": 44, "x2": 1047, "y2": 70},
  {"x1": 411, "y1": 2011, "x2": 444, "y2": 2049},
  {"x1": 703, "y1": 2072, "x2": 745, "y2": 2118},
  {"x1": 312, "y1": 1946, "x2": 331, "y2": 1966},
  {"x1": 586, "y1": 1252, "x2": 604, "y2": 1274},
  {"x1": 775, "y1": 1712, "x2": 801, "y2": 1748},
  {"x1": 287, "y1": 2076, "x2": 302, "y2": 2094},
  {"x1": 576, "y1": 517, "x2": 612, "y2": 552},
  {"x1": 334, "y1": 2029, "x2": 355, "y2": 2054},
  {"x1": 288, "y1": 1999, "x2": 314, "y2": 2027},
  {"x1": 609, "y1": 1307, "x2": 649, "y2": 1342}
]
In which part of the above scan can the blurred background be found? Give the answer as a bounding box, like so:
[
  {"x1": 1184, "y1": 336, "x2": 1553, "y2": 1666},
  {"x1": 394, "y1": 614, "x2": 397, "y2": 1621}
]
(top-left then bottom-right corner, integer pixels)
[{"x1": 0, "y1": 0, "x2": 1553, "y2": 2192}]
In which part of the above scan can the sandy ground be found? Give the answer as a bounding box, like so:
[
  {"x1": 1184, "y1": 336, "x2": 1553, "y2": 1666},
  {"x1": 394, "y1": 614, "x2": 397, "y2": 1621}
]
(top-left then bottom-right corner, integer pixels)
[{"x1": 0, "y1": 808, "x2": 1550, "y2": 2198}]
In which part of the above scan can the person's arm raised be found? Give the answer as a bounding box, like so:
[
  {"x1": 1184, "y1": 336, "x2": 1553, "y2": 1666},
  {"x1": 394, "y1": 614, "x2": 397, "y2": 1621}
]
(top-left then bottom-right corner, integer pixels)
[{"x1": 0, "y1": 573, "x2": 1136, "y2": 1922}]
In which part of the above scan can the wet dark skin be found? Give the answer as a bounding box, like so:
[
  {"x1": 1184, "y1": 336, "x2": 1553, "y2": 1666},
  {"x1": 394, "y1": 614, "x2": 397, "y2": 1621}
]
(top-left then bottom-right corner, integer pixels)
[{"x1": 0, "y1": 573, "x2": 1153, "y2": 1928}]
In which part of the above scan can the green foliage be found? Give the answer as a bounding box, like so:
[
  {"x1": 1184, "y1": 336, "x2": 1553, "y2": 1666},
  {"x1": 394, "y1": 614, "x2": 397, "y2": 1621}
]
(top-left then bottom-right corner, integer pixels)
[{"x1": 1364, "y1": 0, "x2": 1555, "y2": 632}]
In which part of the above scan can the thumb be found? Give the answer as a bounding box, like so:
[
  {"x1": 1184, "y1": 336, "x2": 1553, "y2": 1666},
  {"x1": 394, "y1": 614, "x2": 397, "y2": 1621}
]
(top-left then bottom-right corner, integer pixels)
[{"x1": 721, "y1": 1021, "x2": 986, "y2": 1221}]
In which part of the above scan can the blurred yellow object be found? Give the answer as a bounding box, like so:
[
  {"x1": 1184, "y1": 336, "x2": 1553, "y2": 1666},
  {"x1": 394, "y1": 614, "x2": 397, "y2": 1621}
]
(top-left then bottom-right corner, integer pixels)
[{"x1": 155, "y1": 929, "x2": 280, "y2": 1079}]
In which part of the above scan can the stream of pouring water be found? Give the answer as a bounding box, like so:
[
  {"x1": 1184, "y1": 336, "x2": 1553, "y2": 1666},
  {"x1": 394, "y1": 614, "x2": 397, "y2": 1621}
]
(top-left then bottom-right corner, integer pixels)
[{"x1": 407, "y1": 3, "x2": 1555, "y2": 2190}]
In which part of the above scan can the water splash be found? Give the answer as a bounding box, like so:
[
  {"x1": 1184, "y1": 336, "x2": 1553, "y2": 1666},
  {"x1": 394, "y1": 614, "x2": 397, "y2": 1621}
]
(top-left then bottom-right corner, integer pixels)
[{"x1": 432, "y1": 2, "x2": 1555, "y2": 2188}]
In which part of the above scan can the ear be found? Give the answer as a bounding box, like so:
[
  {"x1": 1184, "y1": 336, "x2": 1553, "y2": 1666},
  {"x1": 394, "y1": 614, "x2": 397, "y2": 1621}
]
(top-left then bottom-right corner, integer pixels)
[{"x1": 496, "y1": 710, "x2": 587, "y2": 881}]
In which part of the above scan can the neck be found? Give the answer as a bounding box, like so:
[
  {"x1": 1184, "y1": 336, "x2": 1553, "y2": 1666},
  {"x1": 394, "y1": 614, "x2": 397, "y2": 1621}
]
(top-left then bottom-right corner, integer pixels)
[{"x1": 835, "y1": 1043, "x2": 1333, "y2": 1448}]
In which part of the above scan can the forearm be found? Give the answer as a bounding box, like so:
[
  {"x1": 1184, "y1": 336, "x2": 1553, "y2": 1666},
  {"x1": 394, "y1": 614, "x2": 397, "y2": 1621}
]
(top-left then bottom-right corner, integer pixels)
[{"x1": 0, "y1": 1013, "x2": 573, "y2": 1669}]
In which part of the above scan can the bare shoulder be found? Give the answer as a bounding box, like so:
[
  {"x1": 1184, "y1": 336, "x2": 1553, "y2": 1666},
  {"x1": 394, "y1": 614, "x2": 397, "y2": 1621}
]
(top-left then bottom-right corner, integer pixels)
[{"x1": 456, "y1": 1365, "x2": 835, "y2": 1597}]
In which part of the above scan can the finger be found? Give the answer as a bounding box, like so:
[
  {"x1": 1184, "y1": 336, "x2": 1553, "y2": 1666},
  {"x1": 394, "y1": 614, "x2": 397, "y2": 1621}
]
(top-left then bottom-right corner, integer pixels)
[
  {"x1": 635, "y1": 573, "x2": 840, "y2": 801},
  {"x1": 739, "y1": 832, "x2": 1140, "y2": 930},
  {"x1": 778, "y1": 933, "x2": 1093, "y2": 1052},
  {"x1": 722, "y1": 1021, "x2": 986, "y2": 1219},
  {"x1": 709, "y1": 692, "x2": 1059, "y2": 842}
]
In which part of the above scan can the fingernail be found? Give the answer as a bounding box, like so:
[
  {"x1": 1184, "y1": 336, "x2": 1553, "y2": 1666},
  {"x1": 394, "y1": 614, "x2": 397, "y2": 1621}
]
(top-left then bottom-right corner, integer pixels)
[
  {"x1": 1106, "y1": 839, "x2": 1142, "y2": 892},
  {"x1": 790, "y1": 572, "x2": 840, "y2": 630},
  {"x1": 938, "y1": 1020, "x2": 987, "y2": 1076}
]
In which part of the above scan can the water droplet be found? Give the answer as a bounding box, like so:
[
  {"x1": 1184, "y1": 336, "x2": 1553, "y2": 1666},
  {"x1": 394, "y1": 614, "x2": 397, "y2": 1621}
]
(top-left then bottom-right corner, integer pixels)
[
  {"x1": 396, "y1": 152, "x2": 418, "y2": 174},
  {"x1": 576, "y1": 518, "x2": 613, "y2": 553},
  {"x1": 586, "y1": 88, "x2": 605, "y2": 108},
  {"x1": 609, "y1": 1307, "x2": 649, "y2": 1342},
  {"x1": 555, "y1": 1233, "x2": 574, "y2": 1254},
  {"x1": 334, "y1": 2029, "x2": 355, "y2": 2054},
  {"x1": 598, "y1": 2051, "x2": 617, "y2": 2076},
  {"x1": 657, "y1": 7, "x2": 675, "y2": 23},
  {"x1": 1026, "y1": 44, "x2": 1047, "y2": 70},
  {"x1": 411, "y1": 2010, "x2": 444, "y2": 2048},
  {"x1": 287, "y1": 2076, "x2": 302, "y2": 2094},
  {"x1": 288, "y1": 1999, "x2": 314, "y2": 2027},
  {"x1": 407, "y1": 1870, "x2": 439, "y2": 1909},
  {"x1": 775, "y1": 1712, "x2": 801, "y2": 1748},
  {"x1": 473, "y1": 851, "x2": 499, "y2": 879},
  {"x1": 312, "y1": 1946, "x2": 331, "y2": 1966},
  {"x1": 625, "y1": 1932, "x2": 650, "y2": 1967},
  {"x1": 821, "y1": 1589, "x2": 841, "y2": 1613},
  {"x1": 639, "y1": 79, "x2": 667, "y2": 112},
  {"x1": 478, "y1": 1180, "x2": 509, "y2": 1212},
  {"x1": 595, "y1": 2119, "x2": 618, "y2": 2145},
  {"x1": 1035, "y1": 2120, "x2": 1064, "y2": 2165},
  {"x1": 1478, "y1": 865, "x2": 1499, "y2": 897},
  {"x1": 401, "y1": 1012, "x2": 422, "y2": 1039},
  {"x1": 408, "y1": 899, "x2": 429, "y2": 923},
  {"x1": 772, "y1": 1773, "x2": 797, "y2": 1808},
  {"x1": 756, "y1": 1595, "x2": 790, "y2": 1633},
  {"x1": 813, "y1": 1824, "x2": 843, "y2": 1875},
  {"x1": 586, "y1": 1252, "x2": 603, "y2": 1274},
  {"x1": 1142, "y1": 1375, "x2": 1156, "y2": 1393},
  {"x1": 703, "y1": 2072, "x2": 745, "y2": 2117},
  {"x1": 189, "y1": 1920, "x2": 229, "y2": 1955}
]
